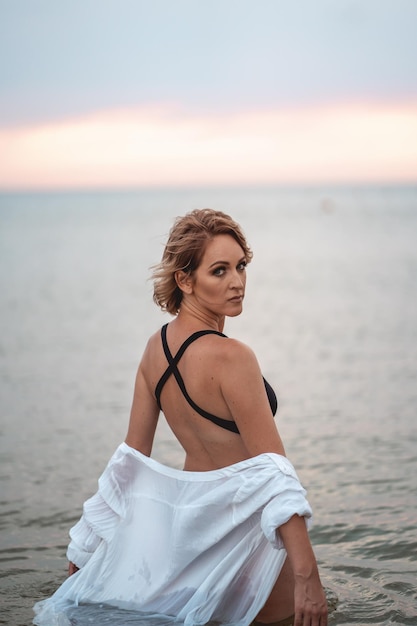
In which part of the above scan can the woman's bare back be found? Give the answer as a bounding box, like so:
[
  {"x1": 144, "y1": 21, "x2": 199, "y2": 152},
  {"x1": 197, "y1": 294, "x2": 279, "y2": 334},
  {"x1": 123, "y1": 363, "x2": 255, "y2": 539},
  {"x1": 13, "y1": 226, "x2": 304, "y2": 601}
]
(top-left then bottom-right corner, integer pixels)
[{"x1": 141, "y1": 325, "x2": 254, "y2": 470}]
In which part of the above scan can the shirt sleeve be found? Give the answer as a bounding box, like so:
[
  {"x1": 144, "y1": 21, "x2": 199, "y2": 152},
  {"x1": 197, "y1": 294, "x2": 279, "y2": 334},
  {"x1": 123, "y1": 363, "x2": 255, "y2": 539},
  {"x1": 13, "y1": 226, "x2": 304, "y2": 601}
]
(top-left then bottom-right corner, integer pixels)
[
  {"x1": 260, "y1": 454, "x2": 313, "y2": 549},
  {"x1": 66, "y1": 443, "x2": 133, "y2": 568}
]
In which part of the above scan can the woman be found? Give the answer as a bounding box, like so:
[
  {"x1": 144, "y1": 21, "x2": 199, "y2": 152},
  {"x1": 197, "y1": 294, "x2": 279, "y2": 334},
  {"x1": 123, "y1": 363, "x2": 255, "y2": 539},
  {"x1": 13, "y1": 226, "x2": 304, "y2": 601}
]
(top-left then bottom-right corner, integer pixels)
[{"x1": 34, "y1": 209, "x2": 328, "y2": 626}]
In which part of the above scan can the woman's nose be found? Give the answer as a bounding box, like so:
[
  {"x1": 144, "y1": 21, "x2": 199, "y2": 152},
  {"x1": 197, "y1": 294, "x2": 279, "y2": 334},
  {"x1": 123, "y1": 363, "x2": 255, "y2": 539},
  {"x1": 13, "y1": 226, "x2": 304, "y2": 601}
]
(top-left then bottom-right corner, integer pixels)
[{"x1": 230, "y1": 270, "x2": 244, "y2": 289}]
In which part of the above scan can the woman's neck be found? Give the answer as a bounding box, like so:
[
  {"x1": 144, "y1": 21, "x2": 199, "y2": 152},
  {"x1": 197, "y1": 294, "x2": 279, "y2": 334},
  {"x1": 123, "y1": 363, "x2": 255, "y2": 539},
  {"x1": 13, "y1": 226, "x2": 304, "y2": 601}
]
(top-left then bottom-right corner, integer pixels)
[{"x1": 175, "y1": 300, "x2": 225, "y2": 333}]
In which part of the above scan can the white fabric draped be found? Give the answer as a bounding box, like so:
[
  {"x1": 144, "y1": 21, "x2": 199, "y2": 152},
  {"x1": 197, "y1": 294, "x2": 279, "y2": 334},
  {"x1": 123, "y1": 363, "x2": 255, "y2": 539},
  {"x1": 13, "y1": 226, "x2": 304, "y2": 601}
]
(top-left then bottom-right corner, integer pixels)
[{"x1": 33, "y1": 443, "x2": 312, "y2": 626}]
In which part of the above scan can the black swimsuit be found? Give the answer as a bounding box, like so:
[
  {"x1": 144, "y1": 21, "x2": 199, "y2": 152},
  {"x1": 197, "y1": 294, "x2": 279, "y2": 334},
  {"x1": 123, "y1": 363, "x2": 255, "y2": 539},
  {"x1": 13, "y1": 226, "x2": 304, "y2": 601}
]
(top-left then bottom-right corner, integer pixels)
[{"x1": 155, "y1": 324, "x2": 278, "y2": 435}]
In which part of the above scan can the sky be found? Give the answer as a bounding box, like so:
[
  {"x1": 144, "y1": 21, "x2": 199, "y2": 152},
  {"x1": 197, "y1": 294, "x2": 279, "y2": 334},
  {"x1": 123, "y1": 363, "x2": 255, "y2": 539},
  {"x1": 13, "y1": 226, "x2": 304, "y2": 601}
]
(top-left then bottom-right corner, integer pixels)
[{"x1": 1, "y1": 0, "x2": 417, "y2": 190}]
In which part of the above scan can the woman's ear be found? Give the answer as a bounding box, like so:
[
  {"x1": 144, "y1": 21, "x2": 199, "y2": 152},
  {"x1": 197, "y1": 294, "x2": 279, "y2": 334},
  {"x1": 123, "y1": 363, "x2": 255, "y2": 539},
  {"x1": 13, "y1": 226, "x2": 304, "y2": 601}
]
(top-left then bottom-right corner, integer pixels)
[{"x1": 175, "y1": 270, "x2": 193, "y2": 295}]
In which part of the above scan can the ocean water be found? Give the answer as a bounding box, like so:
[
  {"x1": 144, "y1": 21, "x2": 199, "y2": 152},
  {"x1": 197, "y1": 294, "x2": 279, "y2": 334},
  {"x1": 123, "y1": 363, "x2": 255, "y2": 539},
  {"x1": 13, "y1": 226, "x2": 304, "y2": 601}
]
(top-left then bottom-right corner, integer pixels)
[{"x1": 0, "y1": 185, "x2": 416, "y2": 625}]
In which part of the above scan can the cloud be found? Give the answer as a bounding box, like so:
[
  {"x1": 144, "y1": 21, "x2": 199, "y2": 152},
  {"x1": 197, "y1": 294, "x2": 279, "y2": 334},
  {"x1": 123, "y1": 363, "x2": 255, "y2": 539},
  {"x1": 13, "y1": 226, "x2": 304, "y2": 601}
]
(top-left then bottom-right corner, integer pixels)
[{"x1": 1, "y1": 101, "x2": 416, "y2": 189}]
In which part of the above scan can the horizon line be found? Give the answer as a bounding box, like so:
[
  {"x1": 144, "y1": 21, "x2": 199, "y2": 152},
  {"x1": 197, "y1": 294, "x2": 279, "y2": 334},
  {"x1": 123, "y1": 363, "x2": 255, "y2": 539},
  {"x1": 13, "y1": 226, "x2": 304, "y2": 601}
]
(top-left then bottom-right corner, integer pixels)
[{"x1": 1, "y1": 180, "x2": 416, "y2": 196}]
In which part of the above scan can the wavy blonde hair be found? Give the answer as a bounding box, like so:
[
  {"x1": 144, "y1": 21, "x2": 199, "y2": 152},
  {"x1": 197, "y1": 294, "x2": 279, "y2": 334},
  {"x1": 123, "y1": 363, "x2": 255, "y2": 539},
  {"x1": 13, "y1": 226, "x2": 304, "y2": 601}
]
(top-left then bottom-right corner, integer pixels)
[{"x1": 152, "y1": 208, "x2": 253, "y2": 315}]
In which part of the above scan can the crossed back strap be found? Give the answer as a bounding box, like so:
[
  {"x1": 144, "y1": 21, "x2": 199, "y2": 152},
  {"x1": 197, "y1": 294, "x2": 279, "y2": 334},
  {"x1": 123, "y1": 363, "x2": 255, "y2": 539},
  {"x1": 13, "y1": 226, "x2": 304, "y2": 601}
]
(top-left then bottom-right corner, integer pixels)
[{"x1": 155, "y1": 324, "x2": 240, "y2": 434}]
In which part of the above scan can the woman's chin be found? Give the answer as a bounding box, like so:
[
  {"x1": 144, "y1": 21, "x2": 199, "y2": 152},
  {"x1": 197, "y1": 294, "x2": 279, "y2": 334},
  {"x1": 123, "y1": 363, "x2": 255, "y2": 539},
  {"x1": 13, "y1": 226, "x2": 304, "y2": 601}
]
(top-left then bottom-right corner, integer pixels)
[{"x1": 227, "y1": 305, "x2": 243, "y2": 318}]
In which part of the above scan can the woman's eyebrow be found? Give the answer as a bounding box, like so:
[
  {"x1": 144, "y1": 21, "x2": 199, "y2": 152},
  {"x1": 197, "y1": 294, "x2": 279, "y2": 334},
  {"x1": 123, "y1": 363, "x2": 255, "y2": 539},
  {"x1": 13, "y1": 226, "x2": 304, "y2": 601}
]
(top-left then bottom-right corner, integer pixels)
[
  {"x1": 208, "y1": 260, "x2": 230, "y2": 268},
  {"x1": 208, "y1": 256, "x2": 246, "y2": 269}
]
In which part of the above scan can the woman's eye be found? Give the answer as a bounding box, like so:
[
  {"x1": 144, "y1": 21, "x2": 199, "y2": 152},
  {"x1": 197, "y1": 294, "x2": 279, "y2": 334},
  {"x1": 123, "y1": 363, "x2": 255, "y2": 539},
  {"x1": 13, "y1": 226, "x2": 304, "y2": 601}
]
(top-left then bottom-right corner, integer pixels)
[
  {"x1": 237, "y1": 261, "x2": 247, "y2": 271},
  {"x1": 213, "y1": 266, "x2": 226, "y2": 276}
]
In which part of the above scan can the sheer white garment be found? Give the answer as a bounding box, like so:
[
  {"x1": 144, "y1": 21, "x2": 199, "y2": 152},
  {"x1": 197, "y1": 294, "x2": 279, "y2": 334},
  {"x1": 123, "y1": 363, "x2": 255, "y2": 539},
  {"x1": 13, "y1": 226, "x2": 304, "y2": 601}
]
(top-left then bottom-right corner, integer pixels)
[{"x1": 33, "y1": 442, "x2": 312, "y2": 626}]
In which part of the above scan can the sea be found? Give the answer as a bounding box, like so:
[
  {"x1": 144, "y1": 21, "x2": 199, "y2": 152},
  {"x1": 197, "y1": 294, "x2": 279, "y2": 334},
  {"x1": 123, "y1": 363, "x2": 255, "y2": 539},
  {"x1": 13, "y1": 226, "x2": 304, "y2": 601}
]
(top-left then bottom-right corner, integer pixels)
[{"x1": 0, "y1": 185, "x2": 416, "y2": 625}]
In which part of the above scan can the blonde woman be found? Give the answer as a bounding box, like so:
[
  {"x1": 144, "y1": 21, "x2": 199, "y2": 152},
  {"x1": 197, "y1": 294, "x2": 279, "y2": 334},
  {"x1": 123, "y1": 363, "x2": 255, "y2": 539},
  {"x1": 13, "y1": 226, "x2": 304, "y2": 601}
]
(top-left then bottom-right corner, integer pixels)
[{"x1": 34, "y1": 209, "x2": 327, "y2": 626}]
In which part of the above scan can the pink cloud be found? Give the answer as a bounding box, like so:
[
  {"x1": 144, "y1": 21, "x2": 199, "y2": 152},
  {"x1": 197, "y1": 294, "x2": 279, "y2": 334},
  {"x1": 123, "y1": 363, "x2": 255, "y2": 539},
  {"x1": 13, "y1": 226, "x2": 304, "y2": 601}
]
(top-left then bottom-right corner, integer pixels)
[{"x1": 1, "y1": 101, "x2": 416, "y2": 189}]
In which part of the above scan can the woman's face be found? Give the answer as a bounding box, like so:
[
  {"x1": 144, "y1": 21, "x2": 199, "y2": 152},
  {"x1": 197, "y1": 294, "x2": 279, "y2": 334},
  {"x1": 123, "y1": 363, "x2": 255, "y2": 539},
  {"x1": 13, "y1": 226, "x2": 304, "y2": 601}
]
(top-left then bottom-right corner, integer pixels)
[{"x1": 187, "y1": 234, "x2": 247, "y2": 318}]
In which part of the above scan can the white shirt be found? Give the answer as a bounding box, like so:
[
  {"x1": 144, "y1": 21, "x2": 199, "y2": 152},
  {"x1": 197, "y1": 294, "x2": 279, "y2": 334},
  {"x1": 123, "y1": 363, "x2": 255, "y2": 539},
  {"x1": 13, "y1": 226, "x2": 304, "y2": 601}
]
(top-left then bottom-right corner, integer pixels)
[{"x1": 34, "y1": 443, "x2": 312, "y2": 626}]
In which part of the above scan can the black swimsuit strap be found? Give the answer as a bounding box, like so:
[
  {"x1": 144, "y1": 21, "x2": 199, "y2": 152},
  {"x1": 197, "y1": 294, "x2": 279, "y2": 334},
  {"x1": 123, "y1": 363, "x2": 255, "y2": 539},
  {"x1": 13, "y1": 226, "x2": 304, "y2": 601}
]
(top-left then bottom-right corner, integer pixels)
[
  {"x1": 155, "y1": 324, "x2": 240, "y2": 434},
  {"x1": 155, "y1": 324, "x2": 226, "y2": 409}
]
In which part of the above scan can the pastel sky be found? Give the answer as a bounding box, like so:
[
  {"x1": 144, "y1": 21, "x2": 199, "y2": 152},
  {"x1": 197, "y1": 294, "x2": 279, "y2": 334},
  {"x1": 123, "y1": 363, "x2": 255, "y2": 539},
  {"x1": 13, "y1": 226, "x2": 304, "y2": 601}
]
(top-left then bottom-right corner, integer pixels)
[{"x1": 1, "y1": 0, "x2": 417, "y2": 189}]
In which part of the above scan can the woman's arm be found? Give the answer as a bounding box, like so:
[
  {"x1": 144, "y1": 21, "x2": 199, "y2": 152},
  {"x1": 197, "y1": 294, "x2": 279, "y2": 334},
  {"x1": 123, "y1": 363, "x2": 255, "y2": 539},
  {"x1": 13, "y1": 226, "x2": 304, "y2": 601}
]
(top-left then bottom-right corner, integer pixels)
[
  {"x1": 279, "y1": 515, "x2": 328, "y2": 625},
  {"x1": 68, "y1": 344, "x2": 160, "y2": 577},
  {"x1": 220, "y1": 339, "x2": 327, "y2": 625},
  {"x1": 125, "y1": 345, "x2": 160, "y2": 455},
  {"x1": 219, "y1": 339, "x2": 286, "y2": 457}
]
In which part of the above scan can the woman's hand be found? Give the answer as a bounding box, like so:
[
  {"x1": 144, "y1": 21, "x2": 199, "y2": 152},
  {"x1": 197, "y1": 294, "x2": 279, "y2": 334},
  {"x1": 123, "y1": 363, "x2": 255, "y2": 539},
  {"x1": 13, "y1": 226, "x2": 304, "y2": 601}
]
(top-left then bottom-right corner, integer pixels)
[
  {"x1": 279, "y1": 515, "x2": 328, "y2": 625},
  {"x1": 293, "y1": 570, "x2": 328, "y2": 626},
  {"x1": 68, "y1": 561, "x2": 79, "y2": 576}
]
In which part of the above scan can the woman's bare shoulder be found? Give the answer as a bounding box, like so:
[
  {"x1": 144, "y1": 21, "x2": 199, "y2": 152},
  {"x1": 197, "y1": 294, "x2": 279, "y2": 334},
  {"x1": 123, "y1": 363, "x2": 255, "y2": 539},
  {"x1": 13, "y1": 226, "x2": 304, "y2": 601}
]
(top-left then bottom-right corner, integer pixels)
[
  {"x1": 216, "y1": 335, "x2": 259, "y2": 366},
  {"x1": 141, "y1": 328, "x2": 163, "y2": 360}
]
